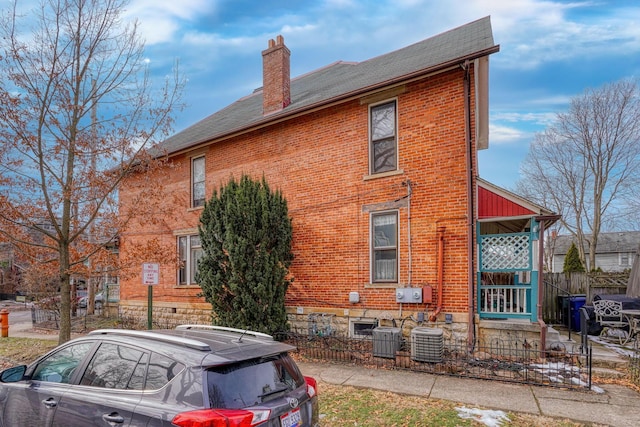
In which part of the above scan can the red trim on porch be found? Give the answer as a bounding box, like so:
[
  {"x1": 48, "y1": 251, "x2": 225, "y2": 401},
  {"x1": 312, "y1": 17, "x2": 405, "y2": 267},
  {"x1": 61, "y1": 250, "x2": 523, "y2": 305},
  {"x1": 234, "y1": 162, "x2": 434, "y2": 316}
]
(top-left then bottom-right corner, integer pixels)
[{"x1": 478, "y1": 186, "x2": 536, "y2": 219}]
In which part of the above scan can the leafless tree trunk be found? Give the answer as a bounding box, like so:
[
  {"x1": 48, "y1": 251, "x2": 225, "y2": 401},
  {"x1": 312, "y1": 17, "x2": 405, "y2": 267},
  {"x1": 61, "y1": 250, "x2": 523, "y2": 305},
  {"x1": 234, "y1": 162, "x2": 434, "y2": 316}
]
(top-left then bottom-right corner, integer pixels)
[
  {"x1": 0, "y1": 0, "x2": 184, "y2": 343},
  {"x1": 517, "y1": 79, "x2": 640, "y2": 271}
]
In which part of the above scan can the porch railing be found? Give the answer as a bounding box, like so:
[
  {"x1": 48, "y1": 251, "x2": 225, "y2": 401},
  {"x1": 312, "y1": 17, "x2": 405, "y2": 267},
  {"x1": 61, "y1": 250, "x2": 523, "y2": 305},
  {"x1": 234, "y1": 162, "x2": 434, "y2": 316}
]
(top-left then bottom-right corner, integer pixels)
[
  {"x1": 477, "y1": 231, "x2": 536, "y2": 320},
  {"x1": 479, "y1": 284, "x2": 531, "y2": 319}
]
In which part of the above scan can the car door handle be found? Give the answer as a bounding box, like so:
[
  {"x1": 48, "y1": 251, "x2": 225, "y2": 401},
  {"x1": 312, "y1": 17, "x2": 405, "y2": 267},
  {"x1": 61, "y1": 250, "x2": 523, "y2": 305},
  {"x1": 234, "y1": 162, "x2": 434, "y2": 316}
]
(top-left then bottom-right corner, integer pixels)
[
  {"x1": 42, "y1": 397, "x2": 58, "y2": 408},
  {"x1": 102, "y1": 412, "x2": 125, "y2": 424}
]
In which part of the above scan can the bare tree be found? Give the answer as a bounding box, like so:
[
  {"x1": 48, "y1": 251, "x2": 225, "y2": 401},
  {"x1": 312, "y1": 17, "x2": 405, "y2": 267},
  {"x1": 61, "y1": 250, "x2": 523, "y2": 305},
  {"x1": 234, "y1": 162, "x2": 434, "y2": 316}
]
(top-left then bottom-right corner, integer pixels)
[
  {"x1": 0, "y1": 0, "x2": 183, "y2": 343},
  {"x1": 517, "y1": 79, "x2": 640, "y2": 271}
]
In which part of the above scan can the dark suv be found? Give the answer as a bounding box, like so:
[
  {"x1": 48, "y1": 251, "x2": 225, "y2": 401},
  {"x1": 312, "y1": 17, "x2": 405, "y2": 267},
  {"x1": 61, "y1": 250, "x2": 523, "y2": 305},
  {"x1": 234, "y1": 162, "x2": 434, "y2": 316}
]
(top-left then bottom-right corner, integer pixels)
[{"x1": 0, "y1": 325, "x2": 319, "y2": 426}]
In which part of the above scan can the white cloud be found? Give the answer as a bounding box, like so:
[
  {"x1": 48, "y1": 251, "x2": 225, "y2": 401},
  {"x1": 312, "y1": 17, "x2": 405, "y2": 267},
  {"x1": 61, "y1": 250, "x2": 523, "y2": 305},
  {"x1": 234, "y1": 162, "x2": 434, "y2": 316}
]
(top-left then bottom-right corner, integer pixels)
[
  {"x1": 125, "y1": 0, "x2": 215, "y2": 45},
  {"x1": 486, "y1": 1, "x2": 640, "y2": 69},
  {"x1": 493, "y1": 112, "x2": 557, "y2": 126},
  {"x1": 489, "y1": 123, "x2": 531, "y2": 144}
]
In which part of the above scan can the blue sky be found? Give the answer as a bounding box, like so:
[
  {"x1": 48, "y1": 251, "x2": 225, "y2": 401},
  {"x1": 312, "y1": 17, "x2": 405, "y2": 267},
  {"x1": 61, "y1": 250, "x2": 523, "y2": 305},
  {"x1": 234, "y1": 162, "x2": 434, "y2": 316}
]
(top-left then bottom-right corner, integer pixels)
[{"x1": 128, "y1": 0, "x2": 639, "y2": 189}]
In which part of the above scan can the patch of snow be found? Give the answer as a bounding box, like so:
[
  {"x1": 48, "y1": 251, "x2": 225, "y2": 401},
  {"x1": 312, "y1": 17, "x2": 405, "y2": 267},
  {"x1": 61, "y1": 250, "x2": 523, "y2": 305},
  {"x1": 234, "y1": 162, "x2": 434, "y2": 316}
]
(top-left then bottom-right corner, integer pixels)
[
  {"x1": 456, "y1": 407, "x2": 510, "y2": 427},
  {"x1": 590, "y1": 336, "x2": 636, "y2": 356}
]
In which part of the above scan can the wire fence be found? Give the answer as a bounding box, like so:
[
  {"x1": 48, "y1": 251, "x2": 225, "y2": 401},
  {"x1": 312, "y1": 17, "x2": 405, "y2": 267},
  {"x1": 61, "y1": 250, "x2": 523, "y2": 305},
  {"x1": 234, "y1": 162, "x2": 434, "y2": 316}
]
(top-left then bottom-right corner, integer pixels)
[
  {"x1": 630, "y1": 340, "x2": 640, "y2": 389},
  {"x1": 277, "y1": 327, "x2": 593, "y2": 391},
  {"x1": 31, "y1": 306, "x2": 102, "y2": 330},
  {"x1": 27, "y1": 307, "x2": 615, "y2": 392}
]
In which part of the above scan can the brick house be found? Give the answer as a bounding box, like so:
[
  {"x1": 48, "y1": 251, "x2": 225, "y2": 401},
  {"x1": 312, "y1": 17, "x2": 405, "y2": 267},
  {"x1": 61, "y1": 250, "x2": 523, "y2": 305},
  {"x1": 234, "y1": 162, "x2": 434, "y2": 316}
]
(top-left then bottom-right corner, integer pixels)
[{"x1": 118, "y1": 17, "x2": 560, "y2": 348}]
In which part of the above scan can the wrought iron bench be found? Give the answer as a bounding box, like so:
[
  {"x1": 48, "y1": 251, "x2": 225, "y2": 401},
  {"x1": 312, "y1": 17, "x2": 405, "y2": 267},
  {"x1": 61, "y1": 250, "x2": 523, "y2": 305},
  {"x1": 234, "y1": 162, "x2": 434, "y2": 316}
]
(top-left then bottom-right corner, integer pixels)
[{"x1": 593, "y1": 299, "x2": 629, "y2": 344}]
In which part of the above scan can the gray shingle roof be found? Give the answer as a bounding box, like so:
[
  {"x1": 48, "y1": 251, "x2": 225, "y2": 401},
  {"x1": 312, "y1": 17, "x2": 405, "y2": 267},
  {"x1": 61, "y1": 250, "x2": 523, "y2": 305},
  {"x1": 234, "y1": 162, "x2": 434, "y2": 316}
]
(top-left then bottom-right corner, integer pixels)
[
  {"x1": 554, "y1": 231, "x2": 640, "y2": 255},
  {"x1": 159, "y1": 16, "x2": 498, "y2": 156}
]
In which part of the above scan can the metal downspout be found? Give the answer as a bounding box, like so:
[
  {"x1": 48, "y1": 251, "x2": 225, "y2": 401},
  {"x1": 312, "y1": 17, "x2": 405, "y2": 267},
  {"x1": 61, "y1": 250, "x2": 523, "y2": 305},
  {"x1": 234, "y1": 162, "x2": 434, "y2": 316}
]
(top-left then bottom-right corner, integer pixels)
[
  {"x1": 463, "y1": 60, "x2": 475, "y2": 350},
  {"x1": 537, "y1": 219, "x2": 547, "y2": 355},
  {"x1": 406, "y1": 180, "x2": 413, "y2": 287},
  {"x1": 535, "y1": 214, "x2": 560, "y2": 355},
  {"x1": 429, "y1": 226, "x2": 445, "y2": 322}
]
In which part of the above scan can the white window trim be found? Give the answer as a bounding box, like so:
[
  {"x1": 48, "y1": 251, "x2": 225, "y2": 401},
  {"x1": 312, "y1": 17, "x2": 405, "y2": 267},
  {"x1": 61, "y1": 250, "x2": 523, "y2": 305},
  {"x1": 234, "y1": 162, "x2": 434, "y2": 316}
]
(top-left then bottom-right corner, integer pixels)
[
  {"x1": 177, "y1": 233, "x2": 202, "y2": 286},
  {"x1": 619, "y1": 252, "x2": 631, "y2": 266},
  {"x1": 191, "y1": 155, "x2": 205, "y2": 208},
  {"x1": 349, "y1": 319, "x2": 378, "y2": 338},
  {"x1": 370, "y1": 210, "x2": 399, "y2": 284},
  {"x1": 368, "y1": 98, "x2": 399, "y2": 175}
]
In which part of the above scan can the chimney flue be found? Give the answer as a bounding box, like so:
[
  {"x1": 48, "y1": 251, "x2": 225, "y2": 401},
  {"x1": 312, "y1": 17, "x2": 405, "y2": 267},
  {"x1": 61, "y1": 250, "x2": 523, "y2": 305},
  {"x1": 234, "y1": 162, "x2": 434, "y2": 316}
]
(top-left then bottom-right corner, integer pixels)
[{"x1": 262, "y1": 35, "x2": 290, "y2": 115}]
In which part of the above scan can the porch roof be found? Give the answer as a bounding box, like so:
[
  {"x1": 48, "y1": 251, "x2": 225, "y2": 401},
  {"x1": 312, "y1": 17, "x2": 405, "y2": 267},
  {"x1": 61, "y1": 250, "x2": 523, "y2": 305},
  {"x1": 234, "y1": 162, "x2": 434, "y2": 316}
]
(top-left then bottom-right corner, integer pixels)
[{"x1": 477, "y1": 178, "x2": 554, "y2": 220}]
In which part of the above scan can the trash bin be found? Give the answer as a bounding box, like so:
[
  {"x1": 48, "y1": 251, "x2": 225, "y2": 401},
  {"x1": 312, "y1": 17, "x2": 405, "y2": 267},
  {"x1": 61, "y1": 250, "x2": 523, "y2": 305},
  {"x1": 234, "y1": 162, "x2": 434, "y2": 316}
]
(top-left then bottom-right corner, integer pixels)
[
  {"x1": 557, "y1": 294, "x2": 586, "y2": 327},
  {"x1": 569, "y1": 296, "x2": 587, "y2": 332}
]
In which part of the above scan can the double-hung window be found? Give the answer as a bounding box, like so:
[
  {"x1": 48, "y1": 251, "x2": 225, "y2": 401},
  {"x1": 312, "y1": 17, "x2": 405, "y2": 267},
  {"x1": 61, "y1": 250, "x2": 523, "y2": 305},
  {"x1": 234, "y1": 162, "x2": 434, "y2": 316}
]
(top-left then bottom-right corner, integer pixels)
[
  {"x1": 178, "y1": 234, "x2": 203, "y2": 285},
  {"x1": 370, "y1": 100, "x2": 397, "y2": 174},
  {"x1": 371, "y1": 211, "x2": 398, "y2": 283},
  {"x1": 620, "y1": 252, "x2": 631, "y2": 267},
  {"x1": 192, "y1": 156, "x2": 205, "y2": 208}
]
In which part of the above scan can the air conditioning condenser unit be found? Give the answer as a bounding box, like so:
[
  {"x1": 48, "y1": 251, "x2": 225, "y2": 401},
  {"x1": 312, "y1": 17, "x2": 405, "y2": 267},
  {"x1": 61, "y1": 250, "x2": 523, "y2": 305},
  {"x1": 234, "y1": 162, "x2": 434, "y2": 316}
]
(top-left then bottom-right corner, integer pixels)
[
  {"x1": 411, "y1": 327, "x2": 443, "y2": 363},
  {"x1": 372, "y1": 327, "x2": 401, "y2": 358}
]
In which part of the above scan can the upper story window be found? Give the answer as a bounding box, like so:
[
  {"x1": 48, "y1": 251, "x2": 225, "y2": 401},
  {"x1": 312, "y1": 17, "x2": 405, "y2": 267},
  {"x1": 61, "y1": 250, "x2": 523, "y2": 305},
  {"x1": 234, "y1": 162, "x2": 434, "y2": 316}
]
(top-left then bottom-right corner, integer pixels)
[
  {"x1": 192, "y1": 156, "x2": 205, "y2": 208},
  {"x1": 371, "y1": 211, "x2": 398, "y2": 283},
  {"x1": 178, "y1": 234, "x2": 202, "y2": 285},
  {"x1": 370, "y1": 100, "x2": 397, "y2": 174}
]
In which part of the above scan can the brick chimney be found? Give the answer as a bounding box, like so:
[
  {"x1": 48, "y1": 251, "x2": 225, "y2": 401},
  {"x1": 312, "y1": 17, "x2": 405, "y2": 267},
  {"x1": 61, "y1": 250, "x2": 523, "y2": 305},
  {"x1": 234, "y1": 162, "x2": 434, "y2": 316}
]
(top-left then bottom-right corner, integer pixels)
[{"x1": 262, "y1": 35, "x2": 290, "y2": 115}]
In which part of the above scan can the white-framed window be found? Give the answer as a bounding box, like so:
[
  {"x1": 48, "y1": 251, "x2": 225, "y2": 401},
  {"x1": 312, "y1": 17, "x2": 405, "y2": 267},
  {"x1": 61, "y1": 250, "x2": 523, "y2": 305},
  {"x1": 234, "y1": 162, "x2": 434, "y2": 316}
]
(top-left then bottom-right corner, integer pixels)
[
  {"x1": 371, "y1": 211, "x2": 398, "y2": 283},
  {"x1": 349, "y1": 319, "x2": 378, "y2": 338},
  {"x1": 191, "y1": 156, "x2": 205, "y2": 208},
  {"x1": 620, "y1": 252, "x2": 632, "y2": 266},
  {"x1": 369, "y1": 100, "x2": 397, "y2": 174},
  {"x1": 178, "y1": 234, "x2": 202, "y2": 285}
]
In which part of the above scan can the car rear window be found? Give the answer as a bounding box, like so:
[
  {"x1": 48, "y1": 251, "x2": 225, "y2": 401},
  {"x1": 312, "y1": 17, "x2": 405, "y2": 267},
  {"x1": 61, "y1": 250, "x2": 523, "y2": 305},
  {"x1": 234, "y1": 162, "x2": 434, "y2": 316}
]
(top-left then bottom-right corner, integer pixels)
[{"x1": 206, "y1": 353, "x2": 304, "y2": 409}]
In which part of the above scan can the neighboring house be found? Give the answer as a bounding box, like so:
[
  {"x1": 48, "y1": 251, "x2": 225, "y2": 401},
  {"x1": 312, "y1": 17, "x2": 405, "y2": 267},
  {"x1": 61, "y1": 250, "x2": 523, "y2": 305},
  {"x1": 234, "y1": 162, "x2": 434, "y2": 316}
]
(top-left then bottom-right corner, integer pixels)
[
  {"x1": 118, "y1": 17, "x2": 559, "y2": 347},
  {"x1": 551, "y1": 231, "x2": 640, "y2": 273}
]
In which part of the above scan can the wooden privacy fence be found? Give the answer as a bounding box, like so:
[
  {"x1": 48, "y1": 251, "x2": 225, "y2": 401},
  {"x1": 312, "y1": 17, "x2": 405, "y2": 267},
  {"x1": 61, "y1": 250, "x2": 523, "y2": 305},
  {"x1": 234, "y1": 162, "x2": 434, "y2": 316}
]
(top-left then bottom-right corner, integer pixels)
[{"x1": 543, "y1": 272, "x2": 629, "y2": 324}]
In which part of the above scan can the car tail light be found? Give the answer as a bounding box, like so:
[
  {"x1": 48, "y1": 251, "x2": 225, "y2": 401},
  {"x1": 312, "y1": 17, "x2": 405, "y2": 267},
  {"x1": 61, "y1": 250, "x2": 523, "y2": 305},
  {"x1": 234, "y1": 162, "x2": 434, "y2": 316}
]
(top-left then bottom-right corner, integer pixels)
[
  {"x1": 172, "y1": 408, "x2": 270, "y2": 427},
  {"x1": 304, "y1": 376, "x2": 318, "y2": 399}
]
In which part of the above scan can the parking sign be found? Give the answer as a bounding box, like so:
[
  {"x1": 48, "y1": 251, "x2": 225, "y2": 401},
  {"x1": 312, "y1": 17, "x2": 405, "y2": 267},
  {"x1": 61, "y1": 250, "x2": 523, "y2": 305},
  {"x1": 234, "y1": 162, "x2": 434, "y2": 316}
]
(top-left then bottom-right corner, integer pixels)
[{"x1": 142, "y1": 263, "x2": 159, "y2": 285}]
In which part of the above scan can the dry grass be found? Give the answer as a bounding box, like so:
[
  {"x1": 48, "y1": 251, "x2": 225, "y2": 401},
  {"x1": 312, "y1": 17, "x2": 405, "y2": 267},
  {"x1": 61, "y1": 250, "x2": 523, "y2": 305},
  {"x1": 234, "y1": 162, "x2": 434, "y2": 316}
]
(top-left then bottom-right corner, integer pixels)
[{"x1": 318, "y1": 381, "x2": 605, "y2": 427}]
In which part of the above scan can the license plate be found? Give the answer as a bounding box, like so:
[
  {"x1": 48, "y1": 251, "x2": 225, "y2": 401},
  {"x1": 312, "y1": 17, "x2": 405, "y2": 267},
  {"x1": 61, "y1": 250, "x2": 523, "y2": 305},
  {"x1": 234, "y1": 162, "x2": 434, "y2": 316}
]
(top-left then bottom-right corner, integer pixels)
[{"x1": 280, "y1": 408, "x2": 301, "y2": 427}]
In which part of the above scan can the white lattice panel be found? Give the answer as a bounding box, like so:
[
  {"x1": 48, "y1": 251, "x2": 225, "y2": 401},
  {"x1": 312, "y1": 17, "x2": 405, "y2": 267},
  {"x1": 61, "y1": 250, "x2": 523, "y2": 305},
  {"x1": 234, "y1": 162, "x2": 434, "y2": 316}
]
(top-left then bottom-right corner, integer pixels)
[{"x1": 480, "y1": 234, "x2": 530, "y2": 271}]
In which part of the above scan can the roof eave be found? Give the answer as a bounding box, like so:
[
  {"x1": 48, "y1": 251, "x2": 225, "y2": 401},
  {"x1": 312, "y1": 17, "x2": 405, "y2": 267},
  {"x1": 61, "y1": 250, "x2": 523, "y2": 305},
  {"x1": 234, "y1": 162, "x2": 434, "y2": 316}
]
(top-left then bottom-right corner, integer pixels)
[{"x1": 165, "y1": 45, "x2": 501, "y2": 158}]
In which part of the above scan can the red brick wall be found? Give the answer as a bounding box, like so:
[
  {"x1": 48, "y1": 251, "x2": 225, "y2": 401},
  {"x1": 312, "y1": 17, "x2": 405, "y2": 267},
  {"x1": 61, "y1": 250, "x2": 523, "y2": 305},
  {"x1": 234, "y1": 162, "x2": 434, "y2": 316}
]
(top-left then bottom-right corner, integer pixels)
[{"x1": 119, "y1": 66, "x2": 477, "y2": 315}]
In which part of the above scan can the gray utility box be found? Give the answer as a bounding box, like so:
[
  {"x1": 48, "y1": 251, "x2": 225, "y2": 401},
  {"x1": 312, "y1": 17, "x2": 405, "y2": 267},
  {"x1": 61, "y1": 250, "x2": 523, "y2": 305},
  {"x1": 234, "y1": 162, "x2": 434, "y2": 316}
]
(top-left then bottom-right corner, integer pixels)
[
  {"x1": 372, "y1": 327, "x2": 402, "y2": 358},
  {"x1": 411, "y1": 327, "x2": 444, "y2": 363}
]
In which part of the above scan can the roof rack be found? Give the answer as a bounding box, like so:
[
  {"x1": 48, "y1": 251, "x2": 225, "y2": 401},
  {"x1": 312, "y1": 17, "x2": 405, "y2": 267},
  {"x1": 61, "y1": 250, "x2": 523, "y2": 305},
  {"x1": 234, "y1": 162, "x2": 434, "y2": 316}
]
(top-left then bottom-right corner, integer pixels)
[
  {"x1": 88, "y1": 329, "x2": 211, "y2": 351},
  {"x1": 175, "y1": 325, "x2": 273, "y2": 340}
]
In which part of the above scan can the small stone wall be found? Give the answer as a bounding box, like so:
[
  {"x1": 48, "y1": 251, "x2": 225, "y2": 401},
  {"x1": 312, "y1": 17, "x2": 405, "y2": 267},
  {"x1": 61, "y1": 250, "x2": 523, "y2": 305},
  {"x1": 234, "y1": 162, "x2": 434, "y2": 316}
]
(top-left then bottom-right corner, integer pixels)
[
  {"x1": 118, "y1": 300, "x2": 212, "y2": 328},
  {"x1": 476, "y1": 318, "x2": 544, "y2": 357}
]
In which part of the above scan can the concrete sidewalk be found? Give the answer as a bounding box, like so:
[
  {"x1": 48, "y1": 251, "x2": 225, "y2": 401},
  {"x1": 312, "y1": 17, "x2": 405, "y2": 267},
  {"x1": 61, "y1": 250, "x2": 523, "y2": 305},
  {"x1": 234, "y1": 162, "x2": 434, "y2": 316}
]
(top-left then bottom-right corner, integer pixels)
[{"x1": 298, "y1": 361, "x2": 640, "y2": 427}]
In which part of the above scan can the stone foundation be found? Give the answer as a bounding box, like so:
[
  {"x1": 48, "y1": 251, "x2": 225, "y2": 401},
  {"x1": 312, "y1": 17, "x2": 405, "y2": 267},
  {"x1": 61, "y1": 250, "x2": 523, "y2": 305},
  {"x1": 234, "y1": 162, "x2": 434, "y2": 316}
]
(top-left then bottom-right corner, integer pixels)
[
  {"x1": 118, "y1": 300, "x2": 212, "y2": 328},
  {"x1": 286, "y1": 306, "x2": 469, "y2": 343},
  {"x1": 476, "y1": 318, "x2": 545, "y2": 357},
  {"x1": 117, "y1": 301, "x2": 471, "y2": 340},
  {"x1": 117, "y1": 302, "x2": 546, "y2": 351}
]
